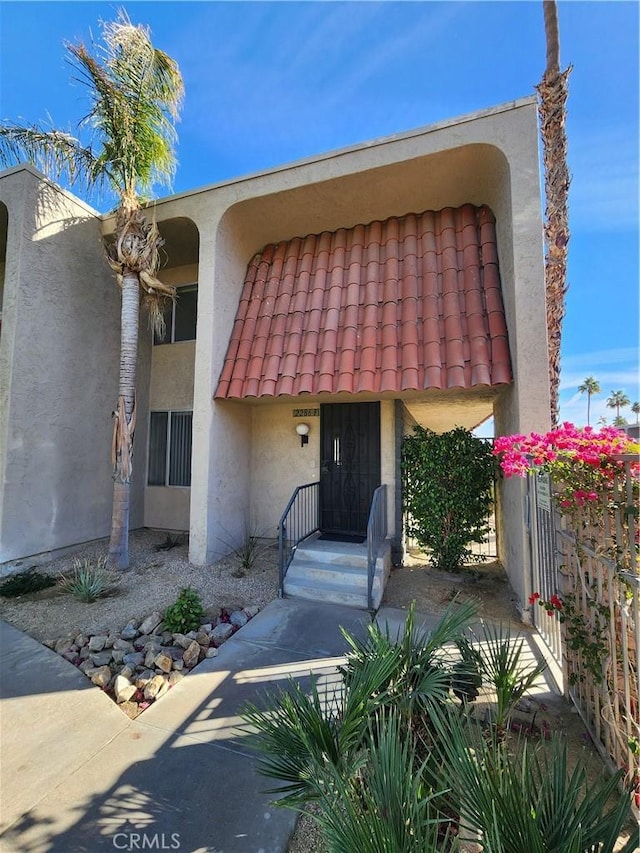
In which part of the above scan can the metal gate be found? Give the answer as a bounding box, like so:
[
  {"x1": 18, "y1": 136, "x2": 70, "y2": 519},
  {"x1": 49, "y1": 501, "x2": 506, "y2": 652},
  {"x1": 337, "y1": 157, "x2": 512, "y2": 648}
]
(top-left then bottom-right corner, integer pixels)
[{"x1": 528, "y1": 471, "x2": 563, "y2": 668}]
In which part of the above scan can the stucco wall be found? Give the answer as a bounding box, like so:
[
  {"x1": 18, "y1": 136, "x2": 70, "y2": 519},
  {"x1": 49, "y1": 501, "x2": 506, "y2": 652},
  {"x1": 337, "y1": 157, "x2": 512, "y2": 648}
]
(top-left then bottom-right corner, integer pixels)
[
  {"x1": 0, "y1": 168, "x2": 121, "y2": 565},
  {"x1": 116, "y1": 98, "x2": 548, "y2": 579},
  {"x1": 144, "y1": 267, "x2": 198, "y2": 531}
]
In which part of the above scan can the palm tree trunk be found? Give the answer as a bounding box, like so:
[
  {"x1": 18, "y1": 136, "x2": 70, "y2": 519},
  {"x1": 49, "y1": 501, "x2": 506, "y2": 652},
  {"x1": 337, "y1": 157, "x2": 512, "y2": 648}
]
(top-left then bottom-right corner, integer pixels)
[
  {"x1": 108, "y1": 267, "x2": 139, "y2": 569},
  {"x1": 538, "y1": 0, "x2": 571, "y2": 428},
  {"x1": 587, "y1": 393, "x2": 591, "y2": 426}
]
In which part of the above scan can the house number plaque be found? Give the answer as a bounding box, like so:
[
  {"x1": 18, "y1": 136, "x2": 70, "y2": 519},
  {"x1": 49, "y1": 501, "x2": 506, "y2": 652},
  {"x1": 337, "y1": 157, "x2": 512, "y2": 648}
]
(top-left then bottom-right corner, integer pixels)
[{"x1": 293, "y1": 408, "x2": 319, "y2": 418}]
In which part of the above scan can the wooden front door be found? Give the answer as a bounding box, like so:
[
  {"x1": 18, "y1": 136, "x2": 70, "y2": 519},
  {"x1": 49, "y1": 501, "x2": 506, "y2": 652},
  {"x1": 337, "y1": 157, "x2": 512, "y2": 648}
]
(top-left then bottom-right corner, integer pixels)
[{"x1": 320, "y1": 402, "x2": 381, "y2": 537}]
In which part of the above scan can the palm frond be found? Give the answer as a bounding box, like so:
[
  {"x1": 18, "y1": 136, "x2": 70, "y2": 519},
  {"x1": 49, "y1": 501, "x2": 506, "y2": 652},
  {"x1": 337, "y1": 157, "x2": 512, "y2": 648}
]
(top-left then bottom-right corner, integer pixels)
[
  {"x1": 67, "y1": 10, "x2": 183, "y2": 201},
  {"x1": 0, "y1": 124, "x2": 105, "y2": 191}
]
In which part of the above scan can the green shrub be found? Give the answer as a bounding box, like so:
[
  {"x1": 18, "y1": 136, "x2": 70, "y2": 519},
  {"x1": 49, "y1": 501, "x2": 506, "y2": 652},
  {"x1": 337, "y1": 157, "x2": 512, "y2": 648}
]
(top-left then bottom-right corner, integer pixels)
[
  {"x1": 163, "y1": 586, "x2": 204, "y2": 633},
  {"x1": 0, "y1": 567, "x2": 56, "y2": 597},
  {"x1": 402, "y1": 426, "x2": 495, "y2": 571},
  {"x1": 58, "y1": 557, "x2": 119, "y2": 603}
]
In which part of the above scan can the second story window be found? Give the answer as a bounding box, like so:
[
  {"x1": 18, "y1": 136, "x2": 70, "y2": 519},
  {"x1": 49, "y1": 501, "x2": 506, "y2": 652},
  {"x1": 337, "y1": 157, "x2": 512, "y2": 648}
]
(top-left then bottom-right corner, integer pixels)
[{"x1": 154, "y1": 283, "x2": 197, "y2": 344}]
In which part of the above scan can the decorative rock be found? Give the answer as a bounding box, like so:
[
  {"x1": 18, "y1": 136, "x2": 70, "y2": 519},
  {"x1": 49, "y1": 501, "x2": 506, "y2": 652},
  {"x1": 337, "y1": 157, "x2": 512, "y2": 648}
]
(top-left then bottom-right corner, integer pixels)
[
  {"x1": 114, "y1": 675, "x2": 137, "y2": 704},
  {"x1": 244, "y1": 605, "x2": 260, "y2": 619},
  {"x1": 138, "y1": 612, "x2": 163, "y2": 636},
  {"x1": 87, "y1": 666, "x2": 112, "y2": 688},
  {"x1": 111, "y1": 650, "x2": 125, "y2": 664},
  {"x1": 154, "y1": 652, "x2": 173, "y2": 674},
  {"x1": 185, "y1": 631, "x2": 197, "y2": 640},
  {"x1": 88, "y1": 635, "x2": 108, "y2": 652},
  {"x1": 161, "y1": 631, "x2": 173, "y2": 645},
  {"x1": 195, "y1": 630, "x2": 210, "y2": 647},
  {"x1": 135, "y1": 670, "x2": 156, "y2": 688},
  {"x1": 230, "y1": 610, "x2": 248, "y2": 628},
  {"x1": 172, "y1": 659, "x2": 184, "y2": 671},
  {"x1": 74, "y1": 633, "x2": 88, "y2": 648},
  {"x1": 104, "y1": 636, "x2": 115, "y2": 649},
  {"x1": 112, "y1": 638, "x2": 134, "y2": 652},
  {"x1": 118, "y1": 665, "x2": 135, "y2": 680},
  {"x1": 205, "y1": 647, "x2": 218, "y2": 659},
  {"x1": 79, "y1": 659, "x2": 95, "y2": 674},
  {"x1": 182, "y1": 641, "x2": 200, "y2": 670},
  {"x1": 91, "y1": 652, "x2": 113, "y2": 667},
  {"x1": 144, "y1": 649, "x2": 159, "y2": 669},
  {"x1": 199, "y1": 623, "x2": 213, "y2": 634},
  {"x1": 122, "y1": 652, "x2": 145, "y2": 668},
  {"x1": 172, "y1": 633, "x2": 193, "y2": 650},
  {"x1": 120, "y1": 622, "x2": 139, "y2": 641},
  {"x1": 168, "y1": 671, "x2": 184, "y2": 687},
  {"x1": 55, "y1": 638, "x2": 74, "y2": 654},
  {"x1": 144, "y1": 675, "x2": 169, "y2": 701},
  {"x1": 204, "y1": 606, "x2": 222, "y2": 623},
  {"x1": 119, "y1": 701, "x2": 141, "y2": 720},
  {"x1": 212, "y1": 623, "x2": 234, "y2": 646},
  {"x1": 62, "y1": 650, "x2": 79, "y2": 664}
]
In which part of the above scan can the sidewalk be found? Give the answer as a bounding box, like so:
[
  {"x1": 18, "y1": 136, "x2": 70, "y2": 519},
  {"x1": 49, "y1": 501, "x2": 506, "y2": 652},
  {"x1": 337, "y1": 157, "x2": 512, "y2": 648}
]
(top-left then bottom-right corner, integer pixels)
[{"x1": 0, "y1": 599, "x2": 372, "y2": 852}]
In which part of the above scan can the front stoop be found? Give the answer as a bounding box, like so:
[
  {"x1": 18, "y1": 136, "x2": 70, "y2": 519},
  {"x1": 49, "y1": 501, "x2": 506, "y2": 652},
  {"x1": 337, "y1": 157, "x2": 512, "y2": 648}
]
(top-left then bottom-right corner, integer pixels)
[{"x1": 283, "y1": 533, "x2": 392, "y2": 610}]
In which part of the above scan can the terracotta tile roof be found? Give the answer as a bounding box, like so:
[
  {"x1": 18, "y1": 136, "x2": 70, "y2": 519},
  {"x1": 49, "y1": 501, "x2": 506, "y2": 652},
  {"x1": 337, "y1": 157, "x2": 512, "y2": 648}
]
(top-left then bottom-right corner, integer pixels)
[{"x1": 215, "y1": 204, "x2": 512, "y2": 399}]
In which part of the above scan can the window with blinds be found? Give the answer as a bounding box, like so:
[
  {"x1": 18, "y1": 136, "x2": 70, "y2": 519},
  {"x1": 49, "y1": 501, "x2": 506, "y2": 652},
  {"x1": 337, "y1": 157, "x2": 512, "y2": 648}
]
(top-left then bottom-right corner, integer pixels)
[{"x1": 148, "y1": 411, "x2": 193, "y2": 486}]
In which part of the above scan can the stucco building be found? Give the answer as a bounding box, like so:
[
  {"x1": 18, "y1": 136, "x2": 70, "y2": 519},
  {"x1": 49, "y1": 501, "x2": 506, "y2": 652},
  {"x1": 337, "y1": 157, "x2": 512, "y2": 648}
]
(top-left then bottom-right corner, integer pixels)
[{"x1": 0, "y1": 97, "x2": 551, "y2": 611}]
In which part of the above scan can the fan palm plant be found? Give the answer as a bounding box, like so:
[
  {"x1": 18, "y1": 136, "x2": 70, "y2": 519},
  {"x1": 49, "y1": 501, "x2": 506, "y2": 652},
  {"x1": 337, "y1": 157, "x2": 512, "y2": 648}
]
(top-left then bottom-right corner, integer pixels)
[
  {"x1": 430, "y1": 710, "x2": 636, "y2": 853},
  {"x1": 0, "y1": 12, "x2": 184, "y2": 569}
]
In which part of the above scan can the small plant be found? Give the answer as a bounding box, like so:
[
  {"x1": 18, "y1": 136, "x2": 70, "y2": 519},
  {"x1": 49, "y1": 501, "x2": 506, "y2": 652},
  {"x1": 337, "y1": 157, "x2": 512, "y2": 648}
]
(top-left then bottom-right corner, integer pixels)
[
  {"x1": 154, "y1": 533, "x2": 185, "y2": 552},
  {"x1": 163, "y1": 586, "x2": 204, "y2": 633},
  {"x1": 477, "y1": 622, "x2": 548, "y2": 732},
  {"x1": 217, "y1": 523, "x2": 270, "y2": 577},
  {"x1": 58, "y1": 557, "x2": 119, "y2": 603},
  {"x1": 0, "y1": 567, "x2": 56, "y2": 597}
]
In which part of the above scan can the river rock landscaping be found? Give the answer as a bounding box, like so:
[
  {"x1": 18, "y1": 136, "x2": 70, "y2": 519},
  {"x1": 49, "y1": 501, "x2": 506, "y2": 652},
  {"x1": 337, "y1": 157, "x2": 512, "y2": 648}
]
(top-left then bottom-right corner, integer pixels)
[{"x1": 44, "y1": 603, "x2": 261, "y2": 718}]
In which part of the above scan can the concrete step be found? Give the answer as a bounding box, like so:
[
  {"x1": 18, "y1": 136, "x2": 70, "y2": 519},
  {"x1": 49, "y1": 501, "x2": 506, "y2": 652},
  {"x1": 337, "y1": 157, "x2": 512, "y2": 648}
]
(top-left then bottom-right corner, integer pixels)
[
  {"x1": 294, "y1": 541, "x2": 369, "y2": 569},
  {"x1": 283, "y1": 576, "x2": 371, "y2": 610},
  {"x1": 286, "y1": 560, "x2": 384, "y2": 592}
]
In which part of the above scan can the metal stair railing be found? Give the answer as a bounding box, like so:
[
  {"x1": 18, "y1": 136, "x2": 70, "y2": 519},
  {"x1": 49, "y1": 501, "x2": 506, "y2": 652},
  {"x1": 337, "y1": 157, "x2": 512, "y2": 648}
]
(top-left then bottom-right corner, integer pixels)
[
  {"x1": 367, "y1": 484, "x2": 387, "y2": 611},
  {"x1": 278, "y1": 482, "x2": 320, "y2": 596}
]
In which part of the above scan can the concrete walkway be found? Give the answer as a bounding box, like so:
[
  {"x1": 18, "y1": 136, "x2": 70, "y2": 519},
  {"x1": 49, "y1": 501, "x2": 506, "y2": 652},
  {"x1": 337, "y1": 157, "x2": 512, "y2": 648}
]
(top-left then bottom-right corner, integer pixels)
[{"x1": 0, "y1": 600, "x2": 557, "y2": 853}]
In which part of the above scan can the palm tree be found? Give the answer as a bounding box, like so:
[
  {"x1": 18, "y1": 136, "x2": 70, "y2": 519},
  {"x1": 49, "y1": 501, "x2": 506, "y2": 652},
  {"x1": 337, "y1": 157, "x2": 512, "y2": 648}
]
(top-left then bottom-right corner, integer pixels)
[
  {"x1": 606, "y1": 390, "x2": 630, "y2": 420},
  {"x1": 632, "y1": 401, "x2": 640, "y2": 425},
  {"x1": 597, "y1": 415, "x2": 608, "y2": 427},
  {"x1": 537, "y1": 1, "x2": 571, "y2": 427},
  {"x1": 613, "y1": 415, "x2": 628, "y2": 428},
  {"x1": 578, "y1": 376, "x2": 600, "y2": 425},
  {"x1": 0, "y1": 13, "x2": 183, "y2": 569}
]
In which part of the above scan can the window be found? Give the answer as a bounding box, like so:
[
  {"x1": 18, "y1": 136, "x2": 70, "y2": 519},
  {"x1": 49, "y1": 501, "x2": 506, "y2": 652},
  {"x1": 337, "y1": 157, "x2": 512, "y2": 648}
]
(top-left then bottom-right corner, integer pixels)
[
  {"x1": 153, "y1": 284, "x2": 197, "y2": 344},
  {"x1": 148, "y1": 411, "x2": 193, "y2": 486}
]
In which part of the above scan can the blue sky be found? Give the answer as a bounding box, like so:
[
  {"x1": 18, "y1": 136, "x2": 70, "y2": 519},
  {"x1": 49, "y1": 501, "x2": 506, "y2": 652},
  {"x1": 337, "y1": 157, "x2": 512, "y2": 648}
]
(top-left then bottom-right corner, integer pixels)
[{"x1": 1, "y1": 1, "x2": 638, "y2": 427}]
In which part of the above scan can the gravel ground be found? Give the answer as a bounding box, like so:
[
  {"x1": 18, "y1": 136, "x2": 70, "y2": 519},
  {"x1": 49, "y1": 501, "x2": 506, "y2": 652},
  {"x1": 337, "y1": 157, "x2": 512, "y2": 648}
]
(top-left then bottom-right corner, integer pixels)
[{"x1": 0, "y1": 529, "x2": 279, "y2": 644}]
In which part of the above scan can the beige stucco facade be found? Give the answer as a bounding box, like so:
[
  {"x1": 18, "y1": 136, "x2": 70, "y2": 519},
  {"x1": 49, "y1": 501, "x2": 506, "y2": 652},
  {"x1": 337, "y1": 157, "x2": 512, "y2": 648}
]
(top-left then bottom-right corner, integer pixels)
[{"x1": 0, "y1": 97, "x2": 550, "y2": 612}]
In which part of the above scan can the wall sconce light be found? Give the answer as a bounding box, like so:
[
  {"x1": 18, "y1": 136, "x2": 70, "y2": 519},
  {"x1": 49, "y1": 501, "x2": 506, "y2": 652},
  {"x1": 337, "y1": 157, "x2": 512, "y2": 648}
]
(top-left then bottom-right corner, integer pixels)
[{"x1": 296, "y1": 422, "x2": 310, "y2": 447}]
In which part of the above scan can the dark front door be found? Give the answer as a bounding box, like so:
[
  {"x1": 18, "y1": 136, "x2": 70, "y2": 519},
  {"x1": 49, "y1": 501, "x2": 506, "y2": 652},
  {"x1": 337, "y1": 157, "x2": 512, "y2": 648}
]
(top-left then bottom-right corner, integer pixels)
[{"x1": 320, "y1": 402, "x2": 381, "y2": 537}]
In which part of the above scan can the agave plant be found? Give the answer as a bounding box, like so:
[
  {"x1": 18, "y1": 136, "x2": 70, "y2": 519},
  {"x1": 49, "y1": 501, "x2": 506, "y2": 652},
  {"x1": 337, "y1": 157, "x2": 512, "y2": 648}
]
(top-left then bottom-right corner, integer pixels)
[{"x1": 58, "y1": 556, "x2": 119, "y2": 603}]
